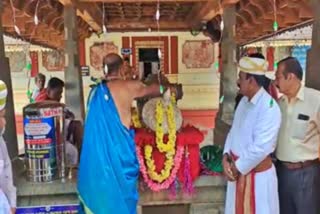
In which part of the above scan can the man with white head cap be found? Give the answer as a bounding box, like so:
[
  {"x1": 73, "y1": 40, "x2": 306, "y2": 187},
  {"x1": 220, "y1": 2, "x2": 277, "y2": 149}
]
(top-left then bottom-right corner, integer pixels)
[
  {"x1": 0, "y1": 80, "x2": 16, "y2": 214},
  {"x1": 222, "y1": 56, "x2": 281, "y2": 214}
]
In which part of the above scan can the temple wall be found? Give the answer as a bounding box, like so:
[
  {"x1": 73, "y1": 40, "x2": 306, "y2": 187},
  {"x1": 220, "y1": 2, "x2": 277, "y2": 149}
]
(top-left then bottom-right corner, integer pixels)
[
  {"x1": 84, "y1": 32, "x2": 220, "y2": 140},
  {"x1": 84, "y1": 32, "x2": 220, "y2": 112},
  {"x1": 8, "y1": 32, "x2": 220, "y2": 151}
]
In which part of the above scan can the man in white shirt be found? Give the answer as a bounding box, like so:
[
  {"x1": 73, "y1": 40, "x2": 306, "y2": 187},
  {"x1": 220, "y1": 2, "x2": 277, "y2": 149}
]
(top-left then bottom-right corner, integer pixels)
[
  {"x1": 274, "y1": 57, "x2": 320, "y2": 214},
  {"x1": 0, "y1": 80, "x2": 16, "y2": 214},
  {"x1": 223, "y1": 56, "x2": 281, "y2": 214}
]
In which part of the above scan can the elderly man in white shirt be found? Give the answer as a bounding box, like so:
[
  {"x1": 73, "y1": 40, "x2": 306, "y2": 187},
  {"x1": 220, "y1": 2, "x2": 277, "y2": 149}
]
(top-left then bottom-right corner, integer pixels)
[
  {"x1": 0, "y1": 80, "x2": 16, "y2": 214},
  {"x1": 274, "y1": 57, "x2": 320, "y2": 214},
  {"x1": 223, "y1": 56, "x2": 282, "y2": 214}
]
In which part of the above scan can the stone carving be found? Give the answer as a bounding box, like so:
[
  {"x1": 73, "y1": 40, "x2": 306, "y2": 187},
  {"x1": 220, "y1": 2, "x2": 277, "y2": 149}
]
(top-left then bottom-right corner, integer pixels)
[
  {"x1": 182, "y1": 40, "x2": 214, "y2": 69},
  {"x1": 5, "y1": 51, "x2": 26, "y2": 72},
  {"x1": 89, "y1": 42, "x2": 118, "y2": 71},
  {"x1": 42, "y1": 51, "x2": 65, "y2": 71}
]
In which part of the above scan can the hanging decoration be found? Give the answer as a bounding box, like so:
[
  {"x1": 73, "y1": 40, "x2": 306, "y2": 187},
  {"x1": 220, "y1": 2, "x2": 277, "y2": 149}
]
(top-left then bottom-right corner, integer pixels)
[
  {"x1": 273, "y1": 0, "x2": 278, "y2": 32},
  {"x1": 34, "y1": 0, "x2": 40, "y2": 25},
  {"x1": 155, "y1": 0, "x2": 164, "y2": 95},
  {"x1": 272, "y1": 0, "x2": 278, "y2": 70},
  {"x1": 9, "y1": 0, "x2": 42, "y2": 102},
  {"x1": 102, "y1": 2, "x2": 108, "y2": 35},
  {"x1": 9, "y1": 0, "x2": 21, "y2": 35},
  {"x1": 219, "y1": 95, "x2": 224, "y2": 104}
]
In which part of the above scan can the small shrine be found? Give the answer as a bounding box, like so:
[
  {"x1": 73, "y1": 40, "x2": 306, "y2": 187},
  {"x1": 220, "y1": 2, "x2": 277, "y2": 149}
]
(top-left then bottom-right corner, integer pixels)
[{"x1": 0, "y1": 0, "x2": 318, "y2": 213}]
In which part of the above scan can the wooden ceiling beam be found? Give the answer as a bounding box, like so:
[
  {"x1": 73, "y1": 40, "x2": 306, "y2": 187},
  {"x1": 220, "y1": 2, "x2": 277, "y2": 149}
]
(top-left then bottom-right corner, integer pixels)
[
  {"x1": 105, "y1": 19, "x2": 189, "y2": 31},
  {"x1": 76, "y1": 3, "x2": 102, "y2": 32},
  {"x1": 221, "y1": 0, "x2": 240, "y2": 7},
  {"x1": 187, "y1": 1, "x2": 222, "y2": 28},
  {"x1": 58, "y1": 0, "x2": 102, "y2": 32},
  {"x1": 79, "y1": 0, "x2": 208, "y2": 2}
]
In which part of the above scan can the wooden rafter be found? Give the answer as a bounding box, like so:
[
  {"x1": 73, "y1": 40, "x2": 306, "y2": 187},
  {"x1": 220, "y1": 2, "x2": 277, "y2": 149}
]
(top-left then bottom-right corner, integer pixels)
[
  {"x1": 1, "y1": 0, "x2": 315, "y2": 46},
  {"x1": 187, "y1": 1, "x2": 222, "y2": 28},
  {"x1": 79, "y1": 0, "x2": 208, "y2": 2}
]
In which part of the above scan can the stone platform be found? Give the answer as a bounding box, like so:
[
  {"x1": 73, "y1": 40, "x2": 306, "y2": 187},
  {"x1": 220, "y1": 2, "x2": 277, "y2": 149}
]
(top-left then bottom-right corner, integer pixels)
[{"x1": 15, "y1": 161, "x2": 226, "y2": 214}]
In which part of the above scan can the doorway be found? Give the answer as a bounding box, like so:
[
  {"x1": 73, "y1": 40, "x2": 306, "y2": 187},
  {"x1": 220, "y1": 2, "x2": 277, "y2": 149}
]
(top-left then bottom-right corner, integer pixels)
[{"x1": 139, "y1": 48, "x2": 160, "y2": 80}]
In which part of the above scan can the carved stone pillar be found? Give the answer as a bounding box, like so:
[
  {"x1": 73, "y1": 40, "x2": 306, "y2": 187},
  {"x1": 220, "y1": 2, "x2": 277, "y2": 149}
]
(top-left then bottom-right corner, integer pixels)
[
  {"x1": 306, "y1": 0, "x2": 320, "y2": 90},
  {"x1": 64, "y1": 4, "x2": 85, "y2": 120},
  {"x1": 214, "y1": 4, "x2": 238, "y2": 146},
  {"x1": 0, "y1": 2, "x2": 18, "y2": 159}
]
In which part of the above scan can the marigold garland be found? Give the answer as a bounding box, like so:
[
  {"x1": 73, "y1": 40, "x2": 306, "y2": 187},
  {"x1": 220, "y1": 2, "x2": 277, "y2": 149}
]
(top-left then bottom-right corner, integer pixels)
[
  {"x1": 145, "y1": 94, "x2": 177, "y2": 182},
  {"x1": 131, "y1": 108, "x2": 142, "y2": 128},
  {"x1": 155, "y1": 94, "x2": 176, "y2": 153},
  {"x1": 135, "y1": 93, "x2": 181, "y2": 189},
  {"x1": 137, "y1": 145, "x2": 184, "y2": 191}
]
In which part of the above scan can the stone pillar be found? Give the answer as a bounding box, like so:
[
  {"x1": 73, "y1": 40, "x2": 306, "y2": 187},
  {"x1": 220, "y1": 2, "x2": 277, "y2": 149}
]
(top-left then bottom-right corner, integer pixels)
[
  {"x1": 214, "y1": 4, "x2": 238, "y2": 146},
  {"x1": 306, "y1": 0, "x2": 320, "y2": 90},
  {"x1": 0, "y1": 2, "x2": 18, "y2": 159},
  {"x1": 64, "y1": 4, "x2": 85, "y2": 120}
]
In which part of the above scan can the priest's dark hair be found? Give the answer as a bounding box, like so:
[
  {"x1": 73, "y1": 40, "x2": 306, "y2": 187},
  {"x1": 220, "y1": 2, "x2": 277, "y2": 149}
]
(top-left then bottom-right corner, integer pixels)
[{"x1": 47, "y1": 77, "x2": 64, "y2": 90}]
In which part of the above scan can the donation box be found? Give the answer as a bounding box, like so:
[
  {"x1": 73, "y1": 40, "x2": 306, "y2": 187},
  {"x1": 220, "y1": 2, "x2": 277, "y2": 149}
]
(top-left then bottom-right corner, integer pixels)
[{"x1": 23, "y1": 102, "x2": 66, "y2": 182}]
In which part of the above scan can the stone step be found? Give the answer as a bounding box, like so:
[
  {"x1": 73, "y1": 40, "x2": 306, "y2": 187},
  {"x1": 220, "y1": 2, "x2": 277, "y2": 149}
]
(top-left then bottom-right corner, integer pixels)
[{"x1": 16, "y1": 168, "x2": 226, "y2": 214}]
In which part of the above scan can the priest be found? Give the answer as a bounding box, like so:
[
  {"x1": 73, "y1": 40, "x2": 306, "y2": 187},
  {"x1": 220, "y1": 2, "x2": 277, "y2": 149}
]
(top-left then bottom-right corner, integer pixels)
[{"x1": 222, "y1": 56, "x2": 281, "y2": 214}]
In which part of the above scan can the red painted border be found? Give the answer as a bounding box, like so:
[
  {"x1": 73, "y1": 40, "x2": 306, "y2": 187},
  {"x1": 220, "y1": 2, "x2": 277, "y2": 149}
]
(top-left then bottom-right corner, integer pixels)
[
  {"x1": 78, "y1": 39, "x2": 86, "y2": 66},
  {"x1": 132, "y1": 36, "x2": 169, "y2": 74},
  {"x1": 122, "y1": 37, "x2": 130, "y2": 57},
  {"x1": 30, "y1": 52, "x2": 39, "y2": 77},
  {"x1": 170, "y1": 36, "x2": 178, "y2": 74}
]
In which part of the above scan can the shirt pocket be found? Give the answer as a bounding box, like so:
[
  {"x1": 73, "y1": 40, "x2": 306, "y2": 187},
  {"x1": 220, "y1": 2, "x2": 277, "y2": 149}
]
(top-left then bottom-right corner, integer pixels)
[{"x1": 292, "y1": 117, "x2": 310, "y2": 140}]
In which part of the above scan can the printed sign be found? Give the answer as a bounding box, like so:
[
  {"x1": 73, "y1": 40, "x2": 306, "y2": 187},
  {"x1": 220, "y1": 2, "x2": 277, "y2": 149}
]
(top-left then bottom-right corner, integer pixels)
[
  {"x1": 81, "y1": 66, "x2": 90, "y2": 76},
  {"x1": 17, "y1": 204, "x2": 79, "y2": 214},
  {"x1": 24, "y1": 117, "x2": 56, "y2": 160},
  {"x1": 39, "y1": 107, "x2": 63, "y2": 118},
  {"x1": 121, "y1": 48, "x2": 132, "y2": 55}
]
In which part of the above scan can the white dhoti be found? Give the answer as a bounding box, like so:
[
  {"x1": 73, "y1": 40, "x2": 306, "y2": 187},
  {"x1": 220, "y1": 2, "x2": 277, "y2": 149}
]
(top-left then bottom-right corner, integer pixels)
[{"x1": 225, "y1": 165, "x2": 279, "y2": 214}]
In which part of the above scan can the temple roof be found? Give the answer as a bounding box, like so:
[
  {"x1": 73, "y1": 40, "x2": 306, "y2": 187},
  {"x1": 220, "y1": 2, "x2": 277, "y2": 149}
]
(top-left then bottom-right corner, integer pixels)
[{"x1": 1, "y1": 0, "x2": 314, "y2": 49}]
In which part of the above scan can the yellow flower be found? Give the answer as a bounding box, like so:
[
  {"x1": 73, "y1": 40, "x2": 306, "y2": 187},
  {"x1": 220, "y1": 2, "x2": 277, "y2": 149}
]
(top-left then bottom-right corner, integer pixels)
[
  {"x1": 131, "y1": 108, "x2": 142, "y2": 128},
  {"x1": 143, "y1": 94, "x2": 178, "y2": 183}
]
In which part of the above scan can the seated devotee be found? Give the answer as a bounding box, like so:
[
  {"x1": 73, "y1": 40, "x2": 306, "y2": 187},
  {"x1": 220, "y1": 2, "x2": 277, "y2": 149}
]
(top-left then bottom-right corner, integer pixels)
[
  {"x1": 78, "y1": 53, "x2": 173, "y2": 214},
  {"x1": 235, "y1": 53, "x2": 278, "y2": 110},
  {"x1": 35, "y1": 77, "x2": 81, "y2": 167},
  {"x1": 0, "y1": 80, "x2": 16, "y2": 214},
  {"x1": 31, "y1": 73, "x2": 46, "y2": 102}
]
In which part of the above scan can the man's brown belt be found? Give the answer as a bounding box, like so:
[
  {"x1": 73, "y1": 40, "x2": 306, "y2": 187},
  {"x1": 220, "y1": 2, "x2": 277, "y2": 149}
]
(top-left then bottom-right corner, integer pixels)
[{"x1": 278, "y1": 159, "x2": 319, "y2": 170}]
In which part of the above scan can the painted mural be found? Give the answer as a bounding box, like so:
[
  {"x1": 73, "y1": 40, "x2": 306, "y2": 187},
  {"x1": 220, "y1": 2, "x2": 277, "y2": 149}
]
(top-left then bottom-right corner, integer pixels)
[
  {"x1": 182, "y1": 40, "x2": 214, "y2": 69},
  {"x1": 89, "y1": 42, "x2": 118, "y2": 71},
  {"x1": 5, "y1": 51, "x2": 26, "y2": 72},
  {"x1": 42, "y1": 51, "x2": 65, "y2": 71}
]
